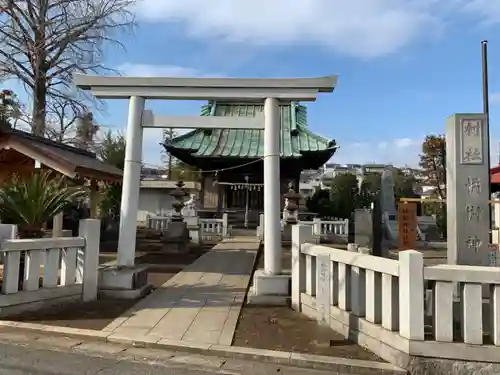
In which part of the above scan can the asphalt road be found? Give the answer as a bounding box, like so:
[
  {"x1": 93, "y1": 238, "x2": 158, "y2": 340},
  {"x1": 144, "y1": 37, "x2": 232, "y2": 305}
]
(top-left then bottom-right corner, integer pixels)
[
  {"x1": 0, "y1": 342, "x2": 221, "y2": 375},
  {"x1": 0, "y1": 329, "x2": 344, "y2": 375}
]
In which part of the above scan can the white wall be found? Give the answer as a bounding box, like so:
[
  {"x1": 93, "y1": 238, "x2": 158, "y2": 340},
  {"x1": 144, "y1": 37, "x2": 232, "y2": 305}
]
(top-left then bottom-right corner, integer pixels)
[{"x1": 137, "y1": 188, "x2": 175, "y2": 222}]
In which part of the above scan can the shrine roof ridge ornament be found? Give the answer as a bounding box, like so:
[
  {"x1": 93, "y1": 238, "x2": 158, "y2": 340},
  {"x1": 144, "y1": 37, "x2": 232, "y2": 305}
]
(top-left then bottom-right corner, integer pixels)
[{"x1": 72, "y1": 74, "x2": 338, "y2": 101}]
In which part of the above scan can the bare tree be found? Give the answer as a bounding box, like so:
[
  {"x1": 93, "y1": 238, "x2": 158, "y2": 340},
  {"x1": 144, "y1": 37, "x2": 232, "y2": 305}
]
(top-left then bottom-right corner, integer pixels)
[
  {"x1": 0, "y1": 0, "x2": 136, "y2": 136},
  {"x1": 43, "y1": 97, "x2": 98, "y2": 144},
  {"x1": 0, "y1": 89, "x2": 22, "y2": 127},
  {"x1": 44, "y1": 97, "x2": 81, "y2": 141}
]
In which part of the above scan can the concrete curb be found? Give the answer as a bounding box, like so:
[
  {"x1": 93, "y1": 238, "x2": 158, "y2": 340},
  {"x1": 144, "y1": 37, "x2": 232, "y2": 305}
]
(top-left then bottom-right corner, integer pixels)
[{"x1": 0, "y1": 320, "x2": 406, "y2": 375}]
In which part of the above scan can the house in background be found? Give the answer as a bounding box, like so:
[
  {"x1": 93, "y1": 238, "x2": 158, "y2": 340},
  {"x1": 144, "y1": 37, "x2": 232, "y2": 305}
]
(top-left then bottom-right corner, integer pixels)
[{"x1": 299, "y1": 169, "x2": 323, "y2": 197}]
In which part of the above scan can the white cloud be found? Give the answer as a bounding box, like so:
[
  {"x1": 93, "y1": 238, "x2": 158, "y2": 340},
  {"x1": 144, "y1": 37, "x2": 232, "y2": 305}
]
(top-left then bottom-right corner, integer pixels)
[
  {"x1": 459, "y1": 0, "x2": 500, "y2": 24},
  {"x1": 134, "y1": 0, "x2": 500, "y2": 58},
  {"x1": 377, "y1": 141, "x2": 388, "y2": 150},
  {"x1": 490, "y1": 92, "x2": 500, "y2": 105},
  {"x1": 334, "y1": 138, "x2": 422, "y2": 166},
  {"x1": 116, "y1": 63, "x2": 222, "y2": 78},
  {"x1": 394, "y1": 137, "x2": 419, "y2": 148}
]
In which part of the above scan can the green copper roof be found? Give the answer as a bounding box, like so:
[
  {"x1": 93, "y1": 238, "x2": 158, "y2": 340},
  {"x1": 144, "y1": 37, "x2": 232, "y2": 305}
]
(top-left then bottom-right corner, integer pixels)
[{"x1": 165, "y1": 102, "x2": 336, "y2": 158}]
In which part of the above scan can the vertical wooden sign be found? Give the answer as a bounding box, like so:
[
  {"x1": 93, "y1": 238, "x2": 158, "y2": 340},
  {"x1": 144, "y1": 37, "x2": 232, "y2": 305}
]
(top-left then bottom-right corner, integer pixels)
[{"x1": 398, "y1": 202, "x2": 417, "y2": 250}]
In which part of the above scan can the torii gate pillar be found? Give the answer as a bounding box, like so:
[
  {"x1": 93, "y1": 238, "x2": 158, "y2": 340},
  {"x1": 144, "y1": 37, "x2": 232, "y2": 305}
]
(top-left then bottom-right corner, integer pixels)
[{"x1": 117, "y1": 96, "x2": 145, "y2": 267}]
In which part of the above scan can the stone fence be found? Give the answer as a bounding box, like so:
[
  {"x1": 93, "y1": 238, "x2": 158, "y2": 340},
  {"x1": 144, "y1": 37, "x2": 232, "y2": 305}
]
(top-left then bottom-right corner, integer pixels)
[
  {"x1": 146, "y1": 213, "x2": 230, "y2": 243},
  {"x1": 291, "y1": 224, "x2": 500, "y2": 374},
  {"x1": 0, "y1": 219, "x2": 100, "y2": 318},
  {"x1": 257, "y1": 214, "x2": 349, "y2": 242}
]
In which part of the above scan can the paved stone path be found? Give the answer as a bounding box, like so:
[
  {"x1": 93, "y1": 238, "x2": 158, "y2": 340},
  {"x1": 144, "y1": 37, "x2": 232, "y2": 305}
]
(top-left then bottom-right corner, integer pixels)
[{"x1": 103, "y1": 237, "x2": 260, "y2": 346}]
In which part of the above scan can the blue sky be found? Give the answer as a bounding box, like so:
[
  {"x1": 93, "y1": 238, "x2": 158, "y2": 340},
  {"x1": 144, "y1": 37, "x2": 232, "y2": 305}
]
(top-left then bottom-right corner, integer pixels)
[{"x1": 7, "y1": 0, "x2": 500, "y2": 168}]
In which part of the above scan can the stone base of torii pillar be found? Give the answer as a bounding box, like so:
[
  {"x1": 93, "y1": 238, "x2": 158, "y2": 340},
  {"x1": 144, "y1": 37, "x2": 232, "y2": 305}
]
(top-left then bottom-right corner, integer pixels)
[
  {"x1": 99, "y1": 265, "x2": 151, "y2": 299},
  {"x1": 247, "y1": 270, "x2": 291, "y2": 305}
]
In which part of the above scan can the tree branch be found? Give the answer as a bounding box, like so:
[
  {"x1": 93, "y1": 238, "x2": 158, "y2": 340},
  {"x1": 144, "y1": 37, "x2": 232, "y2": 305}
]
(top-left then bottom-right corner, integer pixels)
[{"x1": 0, "y1": 0, "x2": 136, "y2": 137}]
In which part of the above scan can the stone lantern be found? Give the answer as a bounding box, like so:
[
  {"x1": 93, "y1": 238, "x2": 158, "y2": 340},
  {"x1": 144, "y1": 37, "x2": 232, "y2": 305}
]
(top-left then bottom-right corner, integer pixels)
[
  {"x1": 161, "y1": 179, "x2": 190, "y2": 252},
  {"x1": 170, "y1": 179, "x2": 188, "y2": 222},
  {"x1": 282, "y1": 182, "x2": 302, "y2": 242},
  {"x1": 283, "y1": 181, "x2": 301, "y2": 224}
]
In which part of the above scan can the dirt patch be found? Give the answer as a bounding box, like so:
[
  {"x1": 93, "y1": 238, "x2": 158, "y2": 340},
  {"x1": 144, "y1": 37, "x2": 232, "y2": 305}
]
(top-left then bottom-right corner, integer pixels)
[
  {"x1": 233, "y1": 305, "x2": 382, "y2": 361},
  {"x1": 235, "y1": 247, "x2": 382, "y2": 361},
  {"x1": 136, "y1": 245, "x2": 212, "y2": 266},
  {"x1": 5, "y1": 270, "x2": 176, "y2": 330},
  {"x1": 99, "y1": 237, "x2": 213, "y2": 266},
  {"x1": 7, "y1": 297, "x2": 139, "y2": 330}
]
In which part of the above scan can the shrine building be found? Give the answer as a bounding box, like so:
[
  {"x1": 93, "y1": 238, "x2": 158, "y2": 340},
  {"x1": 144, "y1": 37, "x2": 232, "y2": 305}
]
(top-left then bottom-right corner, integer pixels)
[{"x1": 163, "y1": 101, "x2": 337, "y2": 225}]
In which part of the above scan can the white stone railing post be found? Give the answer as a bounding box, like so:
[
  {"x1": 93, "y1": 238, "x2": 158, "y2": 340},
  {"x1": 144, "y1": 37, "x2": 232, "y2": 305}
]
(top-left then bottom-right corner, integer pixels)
[
  {"x1": 305, "y1": 253, "x2": 316, "y2": 296},
  {"x1": 398, "y1": 250, "x2": 425, "y2": 340},
  {"x1": 351, "y1": 263, "x2": 366, "y2": 317},
  {"x1": 432, "y1": 280, "x2": 454, "y2": 342},
  {"x1": 259, "y1": 214, "x2": 264, "y2": 241},
  {"x1": 493, "y1": 203, "x2": 500, "y2": 245},
  {"x1": 338, "y1": 262, "x2": 351, "y2": 311},
  {"x1": 365, "y1": 268, "x2": 382, "y2": 324},
  {"x1": 0, "y1": 224, "x2": 17, "y2": 279},
  {"x1": 291, "y1": 224, "x2": 314, "y2": 311},
  {"x1": 185, "y1": 216, "x2": 200, "y2": 244},
  {"x1": 222, "y1": 213, "x2": 228, "y2": 237},
  {"x1": 52, "y1": 212, "x2": 64, "y2": 237},
  {"x1": 313, "y1": 218, "x2": 321, "y2": 236},
  {"x1": 461, "y1": 282, "x2": 483, "y2": 344},
  {"x1": 382, "y1": 273, "x2": 399, "y2": 331},
  {"x1": 490, "y1": 283, "x2": 500, "y2": 345},
  {"x1": 0, "y1": 224, "x2": 17, "y2": 265},
  {"x1": 0, "y1": 224, "x2": 17, "y2": 242},
  {"x1": 199, "y1": 220, "x2": 206, "y2": 241},
  {"x1": 77, "y1": 219, "x2": 100, "y2": 302}
]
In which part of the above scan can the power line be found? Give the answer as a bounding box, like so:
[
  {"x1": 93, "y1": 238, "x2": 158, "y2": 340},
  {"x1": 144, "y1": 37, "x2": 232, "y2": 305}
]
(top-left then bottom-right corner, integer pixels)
[{"x1": 141, "y1": 153, "x2": 283, "y2": 176}]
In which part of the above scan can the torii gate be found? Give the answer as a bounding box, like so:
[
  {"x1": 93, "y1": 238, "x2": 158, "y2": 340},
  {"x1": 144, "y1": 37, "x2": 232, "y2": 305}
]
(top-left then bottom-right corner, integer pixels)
[{"x1": 73, "y1": 74, "x2": 337, "y2": 298}]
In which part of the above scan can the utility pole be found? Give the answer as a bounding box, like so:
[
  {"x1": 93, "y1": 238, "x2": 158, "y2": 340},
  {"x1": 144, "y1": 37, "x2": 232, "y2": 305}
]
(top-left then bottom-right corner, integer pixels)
[
  {"x1": 481, "y1": 40, "x2": 491, "y2": 234},
  {"x1": 163, "y1": 128, "x2": 174, "y2": 179}
]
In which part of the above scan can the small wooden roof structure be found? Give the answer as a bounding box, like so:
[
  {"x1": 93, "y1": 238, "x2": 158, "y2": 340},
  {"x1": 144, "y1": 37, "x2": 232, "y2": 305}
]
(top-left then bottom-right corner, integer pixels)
[{"x1": 0, "y1": 126, "x2": 122, "y2": 182}]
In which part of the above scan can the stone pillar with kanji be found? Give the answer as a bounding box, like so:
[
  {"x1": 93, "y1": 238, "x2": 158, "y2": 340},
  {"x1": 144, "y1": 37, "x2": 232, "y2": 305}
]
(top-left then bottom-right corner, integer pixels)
[{"x1": 446, "y1": 114, "x2": 490, "y2": 266}]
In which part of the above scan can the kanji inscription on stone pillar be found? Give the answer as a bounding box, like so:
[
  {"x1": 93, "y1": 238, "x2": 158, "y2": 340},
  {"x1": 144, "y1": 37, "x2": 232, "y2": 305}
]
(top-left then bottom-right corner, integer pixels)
[{"x1": 446, "y1": 114, "x2": 489, "y2": 266}]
